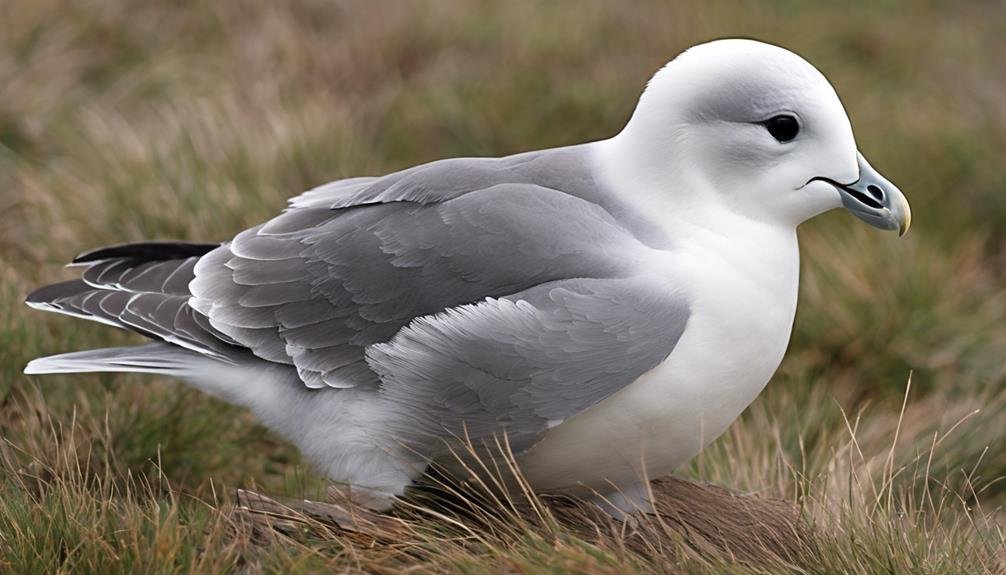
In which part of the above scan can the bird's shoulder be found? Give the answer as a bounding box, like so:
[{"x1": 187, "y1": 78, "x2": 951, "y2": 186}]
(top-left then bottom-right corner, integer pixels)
[{"x1": 286, "y1": 144, "x2": 602, "y2": 211}]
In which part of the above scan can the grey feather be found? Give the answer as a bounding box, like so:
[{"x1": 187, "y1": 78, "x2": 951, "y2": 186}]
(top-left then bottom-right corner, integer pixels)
[
  {"x1": 24, "y1": 342, "x2": 204, "y2": 375},
  {"x1": 368, "y1": 277, "x2": 690, "y2": 452},
  {"x1": 189, "y1": 145, "x2": 661, "y2": 388},
  {"x1": 27, "y1": 258, "x2": 243, "y2": 362}
]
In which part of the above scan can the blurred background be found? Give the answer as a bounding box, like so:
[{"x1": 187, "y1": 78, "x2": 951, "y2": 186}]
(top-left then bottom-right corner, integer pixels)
[{"x1": 0, "y1": 1, "x2": 1003, "y2": 571}]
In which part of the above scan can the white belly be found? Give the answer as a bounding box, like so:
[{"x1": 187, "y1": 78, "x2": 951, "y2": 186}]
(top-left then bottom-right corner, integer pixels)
[{"x1": 516, "y1": 229, "x2": 800, "y2": 494}]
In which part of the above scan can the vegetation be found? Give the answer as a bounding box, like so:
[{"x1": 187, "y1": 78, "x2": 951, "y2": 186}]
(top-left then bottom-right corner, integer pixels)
[{"x1": 1, "y1": 1, "x2": 1003, "y2": 572}]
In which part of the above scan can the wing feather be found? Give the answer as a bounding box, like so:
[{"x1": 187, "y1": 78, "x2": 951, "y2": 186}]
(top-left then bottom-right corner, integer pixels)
[
  {"x1": 190, "y1": 173, "x2": 647, "y2": 388},
  {"x1": 36, "y1": 147, "x2": 675, "y2": 402},
  {"x1": 369, "y1": 277, "x2": 690, "y2": 452}
]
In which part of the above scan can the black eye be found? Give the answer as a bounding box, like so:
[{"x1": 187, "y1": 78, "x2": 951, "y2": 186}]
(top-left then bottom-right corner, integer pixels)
[{"x1": 763, "y1": 115, "x2": 800, "y2": 142}]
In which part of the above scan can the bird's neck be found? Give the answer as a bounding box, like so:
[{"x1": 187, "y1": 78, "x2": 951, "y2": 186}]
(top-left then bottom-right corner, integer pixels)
[
  {"x1": 590, "y1": 135, "x2": 796, "y2": 242},
  {"x1": 589, "y1": 135, "x2": 801, "y2": 294}
]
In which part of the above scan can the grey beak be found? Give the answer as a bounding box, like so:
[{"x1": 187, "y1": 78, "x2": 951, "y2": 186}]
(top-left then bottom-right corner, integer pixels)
[{"x1": 835, "y1": 153, "x2": 912, "y2": 236}]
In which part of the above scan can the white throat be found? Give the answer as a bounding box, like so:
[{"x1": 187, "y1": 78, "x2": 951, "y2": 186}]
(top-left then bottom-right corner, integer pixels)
[
  {"x1": 592, "y1": 134, "x2": 797, "y2": 241},
  {"x1": 589, "y1": 134, "x2": 802, "y2": 314}
]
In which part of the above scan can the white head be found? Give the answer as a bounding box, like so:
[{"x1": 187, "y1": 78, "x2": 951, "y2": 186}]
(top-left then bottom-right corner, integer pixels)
[{"x1": 611, "y1": 39, "x2": 910, "y2": 235}]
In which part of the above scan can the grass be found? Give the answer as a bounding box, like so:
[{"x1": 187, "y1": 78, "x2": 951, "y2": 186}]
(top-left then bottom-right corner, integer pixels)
[{"x1": 0, "y1": 0, "x2": 1003, "y2": 572}]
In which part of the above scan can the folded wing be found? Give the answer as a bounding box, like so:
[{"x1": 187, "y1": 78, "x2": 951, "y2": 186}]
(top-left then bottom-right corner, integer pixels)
[
  {"x1": 189, "y1": 150, "x2": 650, "y2": 389},
  {"x1": 370, "y1": 276, "x2": 689, "y2": 452}
]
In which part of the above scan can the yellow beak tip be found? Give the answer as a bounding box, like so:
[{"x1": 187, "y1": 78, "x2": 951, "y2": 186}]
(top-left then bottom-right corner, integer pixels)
[{"x1": 897, "y1": 200, "x2": 912, "y2": 237}]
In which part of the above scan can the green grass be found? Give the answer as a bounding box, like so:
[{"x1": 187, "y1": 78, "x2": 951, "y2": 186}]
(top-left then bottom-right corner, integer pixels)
[{"x1": 1, "y1": 0, "x2": 1004, "y2": 572}]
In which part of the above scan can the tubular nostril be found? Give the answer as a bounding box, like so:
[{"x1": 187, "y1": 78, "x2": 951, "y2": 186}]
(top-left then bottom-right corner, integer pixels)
[{"x1": 866, "y1": 184, "x2": 885, "y2": 202}]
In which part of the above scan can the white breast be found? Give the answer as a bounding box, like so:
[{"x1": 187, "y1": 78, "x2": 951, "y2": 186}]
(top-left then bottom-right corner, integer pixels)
[{"x1": 517, "y1": 217, "x2": 800, "y2": 494}]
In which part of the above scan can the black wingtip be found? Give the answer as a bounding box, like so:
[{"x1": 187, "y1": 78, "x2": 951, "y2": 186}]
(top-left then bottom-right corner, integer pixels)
[
  {"x1": 25, "y1": 279, "x2": 91, "y2": 305},
  {"x1": 72, "y1": 241, "x2": 220, "y2": 264}
]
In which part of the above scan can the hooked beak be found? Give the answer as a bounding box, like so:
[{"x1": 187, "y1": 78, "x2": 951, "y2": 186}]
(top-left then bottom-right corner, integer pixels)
[{"x1": 829, "y1": 152, "x2": 912, "y2": 236}]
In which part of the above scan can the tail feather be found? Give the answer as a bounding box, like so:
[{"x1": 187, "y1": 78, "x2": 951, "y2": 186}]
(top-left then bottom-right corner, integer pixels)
[
  {"x1": 24, "y1": 343, "x2": 196, "y2": 375},
  {"x1": 25, "y1": 240, "x2": 277, "y2": 407},
  {"x1": 24, "y1": 342, "x2": 289, "y2": 410}
]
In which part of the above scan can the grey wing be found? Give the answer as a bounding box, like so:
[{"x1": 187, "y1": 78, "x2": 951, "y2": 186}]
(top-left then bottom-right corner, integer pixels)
[
  {"x1": 189, "y1": 151, "x2": 651, "y2": 389},
  {"x1": 26, "y1": 243, "x2": 247, "y2": 363},
  {"x1": 368, "y1": 276, "x2": 690, "y2": 453}
]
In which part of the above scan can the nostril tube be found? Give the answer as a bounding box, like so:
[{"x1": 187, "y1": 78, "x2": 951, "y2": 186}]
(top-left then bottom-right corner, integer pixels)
[{"x1": 866, "y1": 184, "x2": 885, "y2": 202}]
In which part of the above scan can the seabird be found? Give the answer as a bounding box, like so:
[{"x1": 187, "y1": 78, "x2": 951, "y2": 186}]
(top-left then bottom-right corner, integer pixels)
[{"x1": 24, "y1": 39, "x2": 911, "y2": 515}]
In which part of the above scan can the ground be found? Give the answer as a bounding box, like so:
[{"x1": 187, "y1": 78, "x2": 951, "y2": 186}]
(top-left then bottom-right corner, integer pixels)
[{"x1": 0, "y1": 1, "x2": 1004, "y2": 573}]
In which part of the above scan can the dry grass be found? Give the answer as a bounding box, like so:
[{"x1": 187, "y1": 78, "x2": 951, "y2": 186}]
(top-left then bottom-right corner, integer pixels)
[
  {"x1": 2, "y1": 379, "x2": 1002, "y2": 573},
  {"x1": 1, "y1": 0, "x2": 1004, "y2": 572}
]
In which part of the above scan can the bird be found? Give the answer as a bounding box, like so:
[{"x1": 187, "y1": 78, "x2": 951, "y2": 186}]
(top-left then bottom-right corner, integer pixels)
[{"x1": 24, "y1": 39, "x2": 910, "y2": 516}]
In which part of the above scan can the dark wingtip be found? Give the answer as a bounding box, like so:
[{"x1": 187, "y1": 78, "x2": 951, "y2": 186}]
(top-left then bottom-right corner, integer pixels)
[
  {"x1": 26, "y1": 279, "x2": 90, "y2": 305},
  {"x1": 72, "y1": 241, "x2": 220, "y2": 264}
]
